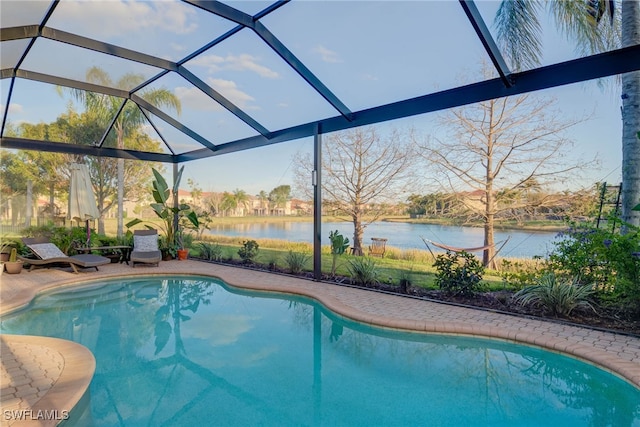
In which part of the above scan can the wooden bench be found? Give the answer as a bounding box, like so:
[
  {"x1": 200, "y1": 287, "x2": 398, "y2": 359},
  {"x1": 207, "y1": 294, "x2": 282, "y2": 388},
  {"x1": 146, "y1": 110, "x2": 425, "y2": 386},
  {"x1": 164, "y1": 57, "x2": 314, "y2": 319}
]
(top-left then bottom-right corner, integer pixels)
[{"x1": 368, "y1": 238, "x2": 387, "y2": 258}]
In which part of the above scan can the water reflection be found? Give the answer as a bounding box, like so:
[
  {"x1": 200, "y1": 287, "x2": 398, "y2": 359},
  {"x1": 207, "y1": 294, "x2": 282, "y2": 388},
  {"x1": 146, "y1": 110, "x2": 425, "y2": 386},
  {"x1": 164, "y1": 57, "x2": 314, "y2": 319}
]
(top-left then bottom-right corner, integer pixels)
[{"x1": 1, "y1": 277, "x2": 638, "y2": 426}]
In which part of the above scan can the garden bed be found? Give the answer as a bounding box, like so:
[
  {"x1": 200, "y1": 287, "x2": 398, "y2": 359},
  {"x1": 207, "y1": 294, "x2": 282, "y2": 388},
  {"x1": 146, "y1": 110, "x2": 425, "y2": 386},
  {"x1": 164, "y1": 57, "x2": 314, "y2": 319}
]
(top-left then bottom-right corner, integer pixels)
[{"x1": 199, "y1": 258, "x2": 640, "y2": 336}]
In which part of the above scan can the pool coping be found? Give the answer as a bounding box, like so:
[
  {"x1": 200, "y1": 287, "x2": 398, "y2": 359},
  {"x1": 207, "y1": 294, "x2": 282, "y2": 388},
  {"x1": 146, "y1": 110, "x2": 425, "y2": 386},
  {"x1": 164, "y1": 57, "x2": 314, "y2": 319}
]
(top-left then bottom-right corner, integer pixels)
[
  {"x1": 0, "y1": 334, "x2": 95, "y2": 427},
  {"x1": 1, "y1": 259, "x2": 639, "y2": 420}
]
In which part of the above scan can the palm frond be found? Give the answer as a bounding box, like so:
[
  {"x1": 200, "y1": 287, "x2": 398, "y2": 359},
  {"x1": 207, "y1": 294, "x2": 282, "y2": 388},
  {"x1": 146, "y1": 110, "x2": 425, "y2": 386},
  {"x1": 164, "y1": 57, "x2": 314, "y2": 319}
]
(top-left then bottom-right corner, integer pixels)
[
  {"x1": 549, "y1": 0, "x2": 619, "y2": 56},
  {"x1": 494, "y1": 0, "x2": 544, "y2": 71}
]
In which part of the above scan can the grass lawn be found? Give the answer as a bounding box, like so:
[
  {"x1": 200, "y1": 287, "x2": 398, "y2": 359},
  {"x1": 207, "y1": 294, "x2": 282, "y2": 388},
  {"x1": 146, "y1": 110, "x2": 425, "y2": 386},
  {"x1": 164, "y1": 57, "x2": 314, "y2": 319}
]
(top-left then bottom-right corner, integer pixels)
[{"x1": 191, "y1": 234, "x2": 508, "y2": 291}]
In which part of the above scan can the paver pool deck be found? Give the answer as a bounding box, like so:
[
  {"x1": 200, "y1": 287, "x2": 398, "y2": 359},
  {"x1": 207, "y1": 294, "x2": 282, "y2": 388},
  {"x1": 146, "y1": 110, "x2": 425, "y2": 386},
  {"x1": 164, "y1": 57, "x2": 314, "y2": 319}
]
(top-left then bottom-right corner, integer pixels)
[{"x1": 1, "y1": 260, "x2": 639, "y2": 425}]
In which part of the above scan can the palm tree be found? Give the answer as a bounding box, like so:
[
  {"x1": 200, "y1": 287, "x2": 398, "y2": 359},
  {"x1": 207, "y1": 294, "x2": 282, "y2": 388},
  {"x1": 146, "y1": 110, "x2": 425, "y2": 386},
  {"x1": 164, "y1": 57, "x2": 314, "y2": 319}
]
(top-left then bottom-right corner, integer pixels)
[
  {"x1": 257, "y1": 190, "x2": 269, "y2": 216},
  {"x1": 220, "y1": 192, "x2": 236, "y2": 216},
  {"x1": 232, "y1": 189, "x2": 250, "y2": 216},
  {"x1": 65, "y1": 67, "x2": 181, "y2": 236},
  {"x1": 494, "y1": 0, "x2": 639, "y2": 227}
]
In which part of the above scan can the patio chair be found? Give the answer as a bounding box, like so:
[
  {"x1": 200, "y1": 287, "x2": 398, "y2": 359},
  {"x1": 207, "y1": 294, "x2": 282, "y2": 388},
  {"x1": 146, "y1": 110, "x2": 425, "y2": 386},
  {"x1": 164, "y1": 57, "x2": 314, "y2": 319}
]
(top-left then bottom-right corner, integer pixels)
[
  {"x1": 131, "y1": 229, "x2": 162, "y2": 267},
  {"x1": 20, "y1": 237, "x2": 110, "y2": 274},
  {"x1": 368, "y1": 238, "x2": 388, "y2": 258}
]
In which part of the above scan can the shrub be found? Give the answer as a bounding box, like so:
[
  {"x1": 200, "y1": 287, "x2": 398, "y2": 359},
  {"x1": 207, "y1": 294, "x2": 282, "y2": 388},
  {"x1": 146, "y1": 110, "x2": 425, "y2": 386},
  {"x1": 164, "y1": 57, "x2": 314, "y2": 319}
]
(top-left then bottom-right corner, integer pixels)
[
  {"x1": 433, "y1": 251, "x2": 484, "y2": 296},
  {"x1": 347, "y1": 257, "x2": 379, "y2": 286},
  {"x1": 22, "y1": 225, "x2": 88, "y2": 254},
  {"x1": 265, "y1": 254, "x2": 280, "y2": 270},
  {"x1": 548, "y1": 221, "x2": 640, "y2": 308},
  {"x1": 513, "y1": 273, "x2": 596, "y2": 317},
  {"x1": 398, "y1": 269, "x2": 413, "y2": 293},
  {"x1": 198, "y1": 242, "x2": 223, "y2": 261},
  {"x1": 284, "y1": 251, "x2": 310, "y2": 274},
  {"x1": 238, "y1": 240, "x2": 259, "y2": 263},
  {"x1": 499, "y1": 258, "x2": 546, "y2": 291}
]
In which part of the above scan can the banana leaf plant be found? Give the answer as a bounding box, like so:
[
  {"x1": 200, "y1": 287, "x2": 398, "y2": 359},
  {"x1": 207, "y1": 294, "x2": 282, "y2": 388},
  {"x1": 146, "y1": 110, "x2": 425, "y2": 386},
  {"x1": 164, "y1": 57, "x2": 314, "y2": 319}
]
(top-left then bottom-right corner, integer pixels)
[
  {"x1": 127, "y1": 166, "x2": 198, "y2": 252},
  {"x1": 329, "y1": 230, "x2": 350, "y2": 277}
]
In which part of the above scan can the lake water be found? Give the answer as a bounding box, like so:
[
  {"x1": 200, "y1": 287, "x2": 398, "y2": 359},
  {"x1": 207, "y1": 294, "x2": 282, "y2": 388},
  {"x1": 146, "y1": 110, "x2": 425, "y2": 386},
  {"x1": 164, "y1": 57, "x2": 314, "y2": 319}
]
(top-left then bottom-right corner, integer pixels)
[{"x1": 207, "y1": 221, "x2": 561, "y2": 259}]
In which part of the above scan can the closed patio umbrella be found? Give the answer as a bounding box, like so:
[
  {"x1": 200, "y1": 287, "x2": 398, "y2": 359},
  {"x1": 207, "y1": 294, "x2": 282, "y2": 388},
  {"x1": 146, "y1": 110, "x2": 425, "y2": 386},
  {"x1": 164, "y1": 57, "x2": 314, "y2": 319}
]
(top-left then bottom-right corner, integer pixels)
[{"x1": 68, "y1": 163, "x2": 100, "y2": 247}]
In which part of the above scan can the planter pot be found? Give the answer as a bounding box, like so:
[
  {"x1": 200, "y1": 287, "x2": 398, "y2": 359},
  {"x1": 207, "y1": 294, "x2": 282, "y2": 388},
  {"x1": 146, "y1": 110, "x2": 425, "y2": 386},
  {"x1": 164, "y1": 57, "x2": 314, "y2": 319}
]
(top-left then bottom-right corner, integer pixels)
[
  {"x1": 161, "y1": 250, "x2": 174, "y2": 261},
  {"x1": 4, "y1": 261, "x2": 23, "y2": 274},
  {"x1": 177, "y1": 249, "x2": 189, "y2": 261},
  {"x1": 106, "y1": 254, "x2": 121, "y2": 263},
  {"x1": 0, "y1": 253, "x2": 9, "y2": 263}
]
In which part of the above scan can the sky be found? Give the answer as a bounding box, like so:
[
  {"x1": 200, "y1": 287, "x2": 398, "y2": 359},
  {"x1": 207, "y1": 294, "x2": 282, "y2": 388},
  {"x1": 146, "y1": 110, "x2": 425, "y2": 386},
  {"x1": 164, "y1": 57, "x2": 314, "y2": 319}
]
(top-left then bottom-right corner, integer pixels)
[{"x1": 0, "y1": 0, "x2": 625, "y2": 197}]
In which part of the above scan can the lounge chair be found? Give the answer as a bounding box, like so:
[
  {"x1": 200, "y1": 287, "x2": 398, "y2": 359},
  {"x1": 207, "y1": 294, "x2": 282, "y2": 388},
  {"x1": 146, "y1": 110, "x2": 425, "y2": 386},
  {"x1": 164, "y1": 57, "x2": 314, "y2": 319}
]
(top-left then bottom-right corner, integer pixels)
[
  {"x1": 20, "y1": 237, "x2": 110, "y2": 273},
  {"x1": 131, "y1": 229, "x2": 162, "y2": 267}
]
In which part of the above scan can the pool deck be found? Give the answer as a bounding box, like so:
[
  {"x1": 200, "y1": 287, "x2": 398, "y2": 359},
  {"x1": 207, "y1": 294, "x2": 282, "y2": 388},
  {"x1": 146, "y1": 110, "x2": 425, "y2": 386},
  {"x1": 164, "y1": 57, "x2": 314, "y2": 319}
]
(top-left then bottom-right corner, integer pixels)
[{"x1": 1, "y1": 260, "x2": 639, "y2": 425}]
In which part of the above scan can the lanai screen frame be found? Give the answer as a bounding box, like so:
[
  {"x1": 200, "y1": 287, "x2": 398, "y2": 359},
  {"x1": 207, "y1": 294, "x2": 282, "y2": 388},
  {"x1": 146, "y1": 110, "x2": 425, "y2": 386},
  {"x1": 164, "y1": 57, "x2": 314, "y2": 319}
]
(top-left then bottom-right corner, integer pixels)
[{"x1": 1, "y1": 0, "x2": 640, "y2": 279}]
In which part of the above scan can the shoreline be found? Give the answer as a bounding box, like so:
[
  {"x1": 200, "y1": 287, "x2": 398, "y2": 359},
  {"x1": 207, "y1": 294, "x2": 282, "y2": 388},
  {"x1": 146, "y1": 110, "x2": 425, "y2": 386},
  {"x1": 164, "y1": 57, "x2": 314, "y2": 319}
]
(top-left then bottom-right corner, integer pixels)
[{"x1": 381, "y1": 217, "x2": 567, "y2": 233}]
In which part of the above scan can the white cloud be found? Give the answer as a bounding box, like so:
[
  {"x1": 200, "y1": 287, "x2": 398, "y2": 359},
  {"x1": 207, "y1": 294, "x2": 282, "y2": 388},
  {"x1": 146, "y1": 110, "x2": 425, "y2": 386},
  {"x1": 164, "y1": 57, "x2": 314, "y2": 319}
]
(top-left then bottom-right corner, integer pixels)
[
  {"x1": 174, "y1": 86, "x2": 223, "y2": 111},
  {"x1": 189, "y1": 54, "x2": 225, "y2": 73},
  {"x1": 313, "y1": 45, "x2": 342, "y2": 63},
  {"x1": 207, "y1": 78, "x2": 255, "y2": 108},
  {"x1": 170, "y1": 42, "x2": 186, "y2": 53},
  {"x1": 226, "y1": 54, "x2": 279, "y2": 78},
  {"x1": 190, "y1": 53, "x2": 279, "y2": 79},
  {"x1": 362, "y1": 73, "x2": 379, "y2": 81},
  {"x1": 0, "y1": 103, "x2": 24, "y2": 115},
  {"x1": 53, "y1": 0, "x2": 197, "y2": 38},
  {"x1": 173, "y1": 78, "x2": 256, "y2": 111}
]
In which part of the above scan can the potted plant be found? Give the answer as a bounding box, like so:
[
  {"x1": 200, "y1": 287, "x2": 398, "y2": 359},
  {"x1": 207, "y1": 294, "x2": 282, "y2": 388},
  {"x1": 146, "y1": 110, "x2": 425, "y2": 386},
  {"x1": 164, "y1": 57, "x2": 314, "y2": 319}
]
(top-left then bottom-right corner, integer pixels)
[
  {"x1": 127, "y1": 166, "x2": 198, "y2": 260},
  {"x1": 4, "y1": 248, "x2": 23, "y2": 274},
  {"x1": 176, "y1": 226, "x2": 189, "y2": 260},
  {"x1": 0, "y1": 239, "x2": 14, "y2": 263}
]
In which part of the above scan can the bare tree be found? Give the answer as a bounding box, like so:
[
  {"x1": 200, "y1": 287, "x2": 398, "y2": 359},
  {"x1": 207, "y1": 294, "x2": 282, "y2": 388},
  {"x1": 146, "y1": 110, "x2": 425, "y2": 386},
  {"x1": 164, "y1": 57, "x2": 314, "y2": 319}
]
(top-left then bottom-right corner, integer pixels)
[
  {"x1": 294, "y1": 127, "x2": 418, "y2": 255},
  {"x1": 416, "y1": 93, "x2": 596, "y2": 268}
]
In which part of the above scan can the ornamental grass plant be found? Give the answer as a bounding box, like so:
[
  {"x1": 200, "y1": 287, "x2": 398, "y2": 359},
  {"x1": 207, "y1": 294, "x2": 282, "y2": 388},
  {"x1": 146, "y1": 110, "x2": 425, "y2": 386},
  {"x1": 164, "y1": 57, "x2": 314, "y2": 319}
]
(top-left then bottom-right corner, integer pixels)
[{"x1": 514, "y1": 273, "x2": 596, "y2": 317}]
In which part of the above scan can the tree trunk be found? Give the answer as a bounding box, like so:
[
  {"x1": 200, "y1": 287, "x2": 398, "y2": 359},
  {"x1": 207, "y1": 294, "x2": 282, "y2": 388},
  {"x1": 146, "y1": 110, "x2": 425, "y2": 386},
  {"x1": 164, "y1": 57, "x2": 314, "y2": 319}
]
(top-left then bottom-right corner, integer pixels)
[
  {"x1": 621, "y1": 0, "x2": 640, "y2": 228},
  {"x1": 483, "y1": 102, "x2": 497, "y2": 269},
  {"x1": 97, "y1": 196, "x2": 105, "y2": 235},
  {"x1": 483, "y1": 193, "x2": 496, "y2": 269},
  {"x1": 352, "y1": 211, "x2": 364, "y2": 256},
  {"x1": 117, "y1": 158, "x2": 124, "y2": 238},
  {"x1": 116, "y1": 125, "x2": 125, "y2": 238},
  {"x1": 25, "y1": 181, "x2": 32, "y2": 228},
  {"x1": 49, "y1": 182, "x2": 55, "y2": 220}
]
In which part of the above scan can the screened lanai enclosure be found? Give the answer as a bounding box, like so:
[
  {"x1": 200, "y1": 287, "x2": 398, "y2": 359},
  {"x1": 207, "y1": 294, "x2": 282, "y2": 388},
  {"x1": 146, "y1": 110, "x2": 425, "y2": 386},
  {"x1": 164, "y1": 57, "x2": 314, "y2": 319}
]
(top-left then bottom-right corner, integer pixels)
[{"x1": 1, "y1": 0, "x2": 639, "y2": 277}]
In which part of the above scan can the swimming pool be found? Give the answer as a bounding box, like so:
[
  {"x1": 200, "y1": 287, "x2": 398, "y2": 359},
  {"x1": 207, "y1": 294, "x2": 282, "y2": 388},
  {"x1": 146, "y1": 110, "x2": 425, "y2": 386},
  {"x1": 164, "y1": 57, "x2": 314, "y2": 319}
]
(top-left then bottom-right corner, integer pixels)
[{"x1": 1, "y1": 276, "x2": 638, "y2": 426}]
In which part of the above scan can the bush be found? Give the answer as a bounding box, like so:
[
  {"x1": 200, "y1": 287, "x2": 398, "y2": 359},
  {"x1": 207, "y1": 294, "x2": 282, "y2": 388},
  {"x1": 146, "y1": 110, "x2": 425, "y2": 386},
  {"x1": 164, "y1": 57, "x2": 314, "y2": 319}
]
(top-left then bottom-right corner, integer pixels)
[
  {"x1": 548, "y1": 221, "x2": 640, "y2": 308},
  {"x1": 347, "y1": 257, "x2": 379, "y2": 286},
  {"x1": 513, "y1": 273, "x2": 596, "y2": 317},
  {"x1": 284, "y1": 251, "x2": 310, "y2": 274},
  {"x1": 433, "y1": 251, "x2": 484, "y2": 296},
  {"x1": 22, "y1": 225, "x2": 89, "y2": 254},
  {"x1": 499, "y1": 258, "x2": 546, "y2": 290},
  {"x1": 398, "y1": 269, "x2": 413, "y2": 293},
  {"x1": 198, "y1": 242, "x2": 223, "y2": 261},
  {"x1": 238, "y1": 240, "x2": 259, "y2": 263}
]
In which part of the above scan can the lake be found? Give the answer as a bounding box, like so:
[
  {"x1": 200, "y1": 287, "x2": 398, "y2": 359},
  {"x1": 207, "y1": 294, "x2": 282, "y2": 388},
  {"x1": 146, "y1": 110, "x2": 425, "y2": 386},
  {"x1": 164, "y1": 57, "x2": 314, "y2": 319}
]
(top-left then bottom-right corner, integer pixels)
[{"x1": 207, "y1": 221, "x2": 562, "y2": 259}]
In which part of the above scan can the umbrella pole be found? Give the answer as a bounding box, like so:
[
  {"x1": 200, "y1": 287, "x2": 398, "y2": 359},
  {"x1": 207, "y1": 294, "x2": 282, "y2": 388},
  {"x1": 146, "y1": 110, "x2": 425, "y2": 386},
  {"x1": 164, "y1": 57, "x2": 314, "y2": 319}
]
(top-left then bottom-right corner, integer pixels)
[{"x1": 86, "y1": 219, "x2": 91, "y2": 247}]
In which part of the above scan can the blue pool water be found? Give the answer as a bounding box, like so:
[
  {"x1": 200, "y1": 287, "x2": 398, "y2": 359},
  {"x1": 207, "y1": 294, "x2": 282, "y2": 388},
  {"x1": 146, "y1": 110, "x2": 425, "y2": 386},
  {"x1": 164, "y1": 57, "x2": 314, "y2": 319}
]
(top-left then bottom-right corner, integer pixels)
[{"x1": 1, "y1": 276, "x2": 638, "y2": 427}]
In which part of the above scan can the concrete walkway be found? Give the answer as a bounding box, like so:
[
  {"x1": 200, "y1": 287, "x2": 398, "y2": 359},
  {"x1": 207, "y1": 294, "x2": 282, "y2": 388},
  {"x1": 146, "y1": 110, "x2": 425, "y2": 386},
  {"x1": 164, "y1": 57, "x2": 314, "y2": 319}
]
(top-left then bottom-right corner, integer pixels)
[{"x1": 1, "y1": 260, "x2": 639, "y2": 425}]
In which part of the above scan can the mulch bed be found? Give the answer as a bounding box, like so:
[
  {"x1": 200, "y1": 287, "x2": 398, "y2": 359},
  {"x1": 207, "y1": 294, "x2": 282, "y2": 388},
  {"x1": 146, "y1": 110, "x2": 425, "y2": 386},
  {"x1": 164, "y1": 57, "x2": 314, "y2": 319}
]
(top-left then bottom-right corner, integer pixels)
[{"x1": 200, "y1": 258, "x2": 640, "y2": 337}]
